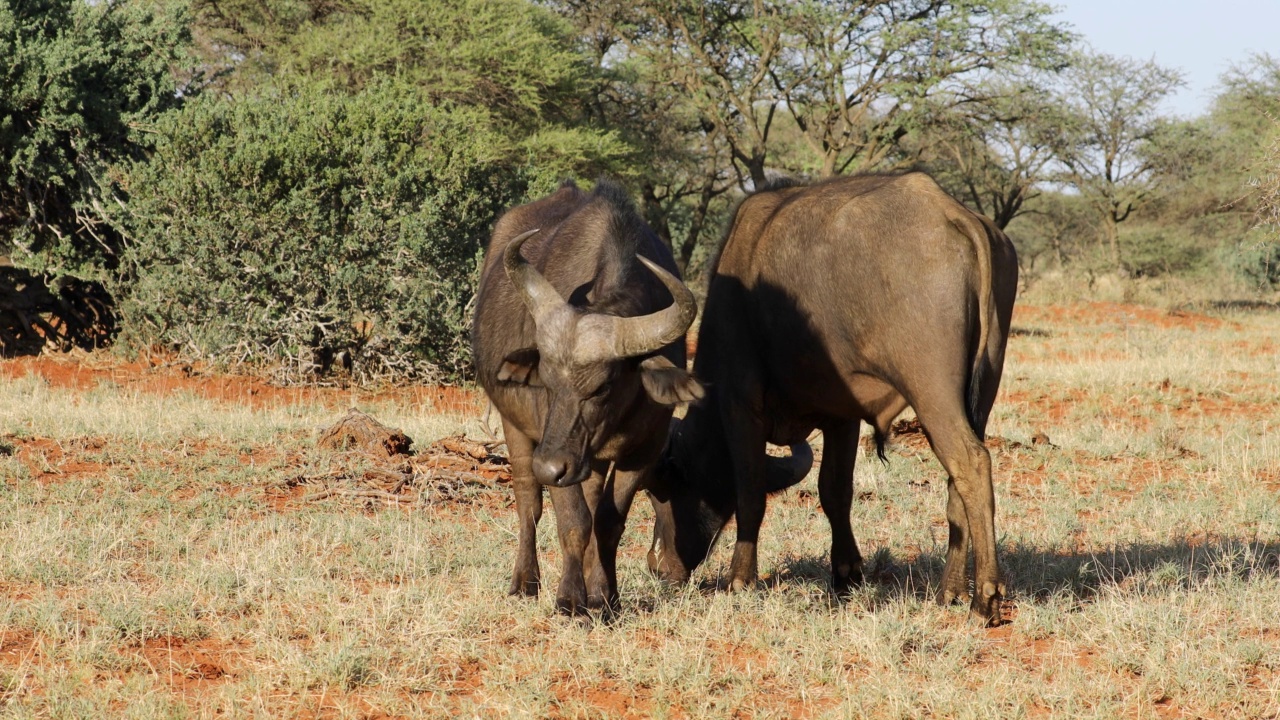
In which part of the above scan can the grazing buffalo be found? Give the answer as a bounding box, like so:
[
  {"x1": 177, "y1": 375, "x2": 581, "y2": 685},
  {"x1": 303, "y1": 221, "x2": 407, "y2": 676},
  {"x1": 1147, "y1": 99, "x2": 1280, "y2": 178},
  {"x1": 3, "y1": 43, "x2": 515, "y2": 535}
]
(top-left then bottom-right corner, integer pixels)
[
  {"x1": 472, "y1": 179, "x2": 703, "y2": 614},
  {"x1": 646, "y1": 173, "x2": 1018, "y2": 625}
]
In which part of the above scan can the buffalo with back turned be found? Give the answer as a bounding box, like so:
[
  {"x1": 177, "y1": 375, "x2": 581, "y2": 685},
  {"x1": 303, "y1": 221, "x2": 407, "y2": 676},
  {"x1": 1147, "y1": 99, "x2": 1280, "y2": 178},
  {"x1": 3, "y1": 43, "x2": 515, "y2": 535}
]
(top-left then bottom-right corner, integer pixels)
[
  {"x1": 646, "y1": 172, "x2": 1019, "y2": 625},
  {"x1": 472, "y1": 179, "x2": 704, "y2": 614}
]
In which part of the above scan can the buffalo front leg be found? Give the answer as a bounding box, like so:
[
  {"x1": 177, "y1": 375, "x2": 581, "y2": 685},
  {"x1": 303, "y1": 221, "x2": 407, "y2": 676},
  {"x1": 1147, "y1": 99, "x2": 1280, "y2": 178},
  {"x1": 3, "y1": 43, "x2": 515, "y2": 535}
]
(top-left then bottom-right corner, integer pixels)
[
  {"x1": 585, "y1": 464, "x2": 648, "y2": 611},
  {"x1": 580, "y1": 460, "x2": 612, "y2": 610},
  {"x1": 723, "y1": 399, "x2": 768, "y2": 592},
  {"x1": 504, "y1": 420, "x2": 542, "y2": 597},
  {"x1": 819, "y1": 421, "x2": 863, "y2": 594},
  {"x1": 548, "y1": 483, "x2": 593, "y2": 616}
]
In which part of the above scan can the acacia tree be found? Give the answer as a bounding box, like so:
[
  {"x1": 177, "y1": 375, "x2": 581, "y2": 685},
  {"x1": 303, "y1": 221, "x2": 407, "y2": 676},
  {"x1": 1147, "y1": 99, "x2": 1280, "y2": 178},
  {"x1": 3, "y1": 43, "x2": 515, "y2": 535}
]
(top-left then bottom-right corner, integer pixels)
[
  {"x1": 1144, "y1": 54, "x2": 1280, "y2": 220},
  {"x1": 552, "y1": 0, "x2": 1072, "y2": 275},
  {"x1": 109, "y1": 0, "x2": 631, "y2": 380},
  {"x1": 628, "y1": 0, "x2": 788, "y2": 189},
  {"x1": 553, "y1": 0, "x2": 738, "y2": 275},
  {"x1": 1054, "y1": 51, "x2": 1184, "y2": 267},
  {"x1": 1257, "y1": 129, "x2": 1280, "y2": 234},
  {"x1": 921, "y1": 78, "x2": 1067, "y2": 228},
  {"x1": 606, "y1": 0, "x2": 1069, "y2": 189},
  {"x1": 636, "y1": 120, "x2": 736, "y2": 275},
  {"x1": 0, "y1": 0, "x2": 192, "y2": 353},
  {"x1": 774, "y1": 0, "x2": 1070, "y2": 178}
]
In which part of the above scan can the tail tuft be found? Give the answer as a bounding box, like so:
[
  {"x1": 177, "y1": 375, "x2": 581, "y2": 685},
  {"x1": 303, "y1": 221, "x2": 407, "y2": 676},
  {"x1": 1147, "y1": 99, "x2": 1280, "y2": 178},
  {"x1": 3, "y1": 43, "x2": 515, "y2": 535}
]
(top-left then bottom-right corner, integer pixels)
[{"x1": 872, "y1": 429, "x2": 888, "y2": 463}]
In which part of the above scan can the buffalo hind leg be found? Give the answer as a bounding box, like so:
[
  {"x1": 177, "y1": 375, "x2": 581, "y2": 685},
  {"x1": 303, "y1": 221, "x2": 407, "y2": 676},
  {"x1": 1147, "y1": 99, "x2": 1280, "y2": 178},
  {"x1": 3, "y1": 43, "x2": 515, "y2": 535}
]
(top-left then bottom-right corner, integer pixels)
[
  {"x1": 819, "y1": 421, "x2": 863, "y2": 595},
  {"x1": 917, "y1": 405, "x2": 1004, "y2": 626},
  {"x1": 548, "y1": 484, "x2": 592, "y2": 615},
  {"x1": 940, "y1": 479, "x2": 972, "y2": 606},
  {"x1": 504, "y1": 420, "x2": 542, "y2": 597}
]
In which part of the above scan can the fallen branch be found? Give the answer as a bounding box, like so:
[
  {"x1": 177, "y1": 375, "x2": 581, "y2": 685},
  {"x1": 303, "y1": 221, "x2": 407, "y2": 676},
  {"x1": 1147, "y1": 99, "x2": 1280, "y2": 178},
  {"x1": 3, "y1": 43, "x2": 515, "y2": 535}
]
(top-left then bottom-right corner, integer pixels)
[
  {"x1": 280, "y1": 410, "x2": 512, "y2": 509},
  {"x1": 304, "y1": 487, "x2": 413, "y2": 503}
]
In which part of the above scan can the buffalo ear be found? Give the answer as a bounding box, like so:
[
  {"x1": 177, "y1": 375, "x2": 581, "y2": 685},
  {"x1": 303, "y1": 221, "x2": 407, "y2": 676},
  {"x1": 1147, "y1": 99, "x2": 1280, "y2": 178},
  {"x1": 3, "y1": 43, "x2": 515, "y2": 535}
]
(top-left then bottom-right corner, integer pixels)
[
  {"x1": 497, "y1": 347, "x2": 542, "y2": 387},
  {"x1": 639, "y1": 356, "x2": 704, "y2": 405}
]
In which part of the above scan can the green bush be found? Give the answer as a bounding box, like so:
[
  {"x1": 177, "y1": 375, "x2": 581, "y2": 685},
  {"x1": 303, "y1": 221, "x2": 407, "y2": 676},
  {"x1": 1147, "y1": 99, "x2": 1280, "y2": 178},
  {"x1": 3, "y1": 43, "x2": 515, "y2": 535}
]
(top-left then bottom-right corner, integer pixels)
[
  {"x1": 0, "y1": 0, "x2": 190, "y2": 280},
  {"x1": 1118, "y1": 223, "x2": 1212, "y2": 278},
  {"x1": 1246, "y1": 123, "x2": 1280, "y2": 289},
  {"x1": 1224, "y1": 231, "x2": 1280, "y2": 291},
  {"x1": 113, "y1": 79, "x2": 535, "y2": 382}
]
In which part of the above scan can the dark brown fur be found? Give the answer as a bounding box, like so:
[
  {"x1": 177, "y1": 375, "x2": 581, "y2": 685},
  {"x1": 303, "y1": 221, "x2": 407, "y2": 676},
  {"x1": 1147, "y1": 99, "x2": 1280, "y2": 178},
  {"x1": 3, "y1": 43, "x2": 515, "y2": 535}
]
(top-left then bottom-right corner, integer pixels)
[
  {"x1": 646, "y1": 172, "x2": 1018, "y2": 625},
  {"x1": 472, "y1": 179, "x2": 699, "y2": 614}
]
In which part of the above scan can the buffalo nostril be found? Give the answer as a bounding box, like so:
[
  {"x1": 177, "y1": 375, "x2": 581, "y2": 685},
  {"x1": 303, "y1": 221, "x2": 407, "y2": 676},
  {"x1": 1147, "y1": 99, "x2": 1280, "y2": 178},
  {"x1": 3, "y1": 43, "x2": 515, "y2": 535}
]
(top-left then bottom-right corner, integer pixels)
[{"x1": 532, "y1": 456, "x2": 569, "y2": 485}]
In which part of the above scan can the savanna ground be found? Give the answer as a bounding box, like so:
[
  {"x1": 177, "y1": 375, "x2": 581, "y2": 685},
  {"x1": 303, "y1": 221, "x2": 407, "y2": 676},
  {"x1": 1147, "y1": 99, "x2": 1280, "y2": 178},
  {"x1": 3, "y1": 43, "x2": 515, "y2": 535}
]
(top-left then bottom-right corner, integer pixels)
[{"x1": 1, "y1": 296, "x2": 1279, "y2": 719}]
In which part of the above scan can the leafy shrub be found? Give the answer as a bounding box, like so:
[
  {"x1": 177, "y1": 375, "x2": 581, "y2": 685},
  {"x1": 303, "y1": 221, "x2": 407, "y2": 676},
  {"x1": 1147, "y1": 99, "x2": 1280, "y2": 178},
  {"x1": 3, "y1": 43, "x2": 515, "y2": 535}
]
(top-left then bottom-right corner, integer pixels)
[
  {"x1": 113, "y1": 79, "x2": 535, "y2": 382},
  {"x1": 1118, "y1": 223, "x2": 1215, "y2": 278},
  {"x1": 0, "y1": 0, "x2": 190, "y2": 280},
  {"x1": 1118, "y1": 228, "x2": 1200, "y2": 278},
  {"x1": 1244, "y1": 124, "x2": 1280, "y2": 289},
  {"x1": 1224, "y1": 231, "x2": 1280, "y2": 291}
]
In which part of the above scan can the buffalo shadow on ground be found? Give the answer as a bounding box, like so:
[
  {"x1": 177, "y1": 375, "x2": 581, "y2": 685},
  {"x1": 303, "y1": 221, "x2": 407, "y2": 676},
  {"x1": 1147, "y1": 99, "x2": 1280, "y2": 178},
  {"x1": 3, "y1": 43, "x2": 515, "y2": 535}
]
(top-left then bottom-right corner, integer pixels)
[{"x1": 717, "y1": 536, "x2": 1280, "y2": 612}]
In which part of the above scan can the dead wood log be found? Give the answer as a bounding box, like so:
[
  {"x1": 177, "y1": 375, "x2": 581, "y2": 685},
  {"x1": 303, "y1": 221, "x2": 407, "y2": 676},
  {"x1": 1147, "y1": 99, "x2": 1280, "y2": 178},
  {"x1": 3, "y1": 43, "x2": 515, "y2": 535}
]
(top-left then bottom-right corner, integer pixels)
[
  {"x1": 317, "y1": 408, "x2": 413, "y2": 458},
  {"x1": 438, "y1": 435, "x2": 491, "y2": 461}
]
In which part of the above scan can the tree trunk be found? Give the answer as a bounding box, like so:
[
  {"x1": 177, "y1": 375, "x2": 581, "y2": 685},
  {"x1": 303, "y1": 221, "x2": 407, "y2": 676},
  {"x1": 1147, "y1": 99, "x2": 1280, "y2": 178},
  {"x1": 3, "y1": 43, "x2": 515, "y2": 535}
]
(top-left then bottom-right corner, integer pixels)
[
  {"x1": 640, "y1": 183, "x2": 675, "y2": 256},
  {"x1": 746, "y1": 156, "x2": 768, "y2": 189},
  {"x1": 1103, "y1": 215, "x2": 1121, "y2": 269},
  {"x1": 677, "y1": 182, "x2": 718, "y2": 276},
  {"x1": 820, "y1": 150, "x2": 839, "y2": 178}
]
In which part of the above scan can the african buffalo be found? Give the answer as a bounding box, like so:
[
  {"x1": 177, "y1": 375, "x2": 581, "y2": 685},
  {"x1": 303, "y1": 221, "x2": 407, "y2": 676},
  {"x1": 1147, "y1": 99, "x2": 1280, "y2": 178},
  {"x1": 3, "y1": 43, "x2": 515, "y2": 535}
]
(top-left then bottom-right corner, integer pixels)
[
  {"x1": 472, "y1": 179, "x2": 703, "y2": 614},
  {"x1": 646, "y1": 172, "x2": 1018, "y2": 625}
]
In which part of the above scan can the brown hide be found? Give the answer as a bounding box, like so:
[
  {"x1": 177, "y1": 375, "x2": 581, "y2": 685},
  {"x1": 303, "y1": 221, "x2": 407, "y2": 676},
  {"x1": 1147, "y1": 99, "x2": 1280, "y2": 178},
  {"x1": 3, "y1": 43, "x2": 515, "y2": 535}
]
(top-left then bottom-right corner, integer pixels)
[
  {"x1": 471, "y1": 179, "x2": 699, "y2": 614},
  {"x1": 648, "y1": 172, "x2": 1018, "y2": 626}
]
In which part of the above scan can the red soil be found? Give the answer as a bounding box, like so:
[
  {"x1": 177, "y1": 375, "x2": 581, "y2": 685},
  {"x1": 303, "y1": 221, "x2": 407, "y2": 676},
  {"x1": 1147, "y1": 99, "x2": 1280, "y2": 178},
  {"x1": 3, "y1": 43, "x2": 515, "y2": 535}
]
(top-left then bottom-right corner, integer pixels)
[
  {"x1": 0, "y1": 629, "x2": 39, "y2": 668},
  {"x1": 6, "y1": 435, "x2": 110, "y2": 482},
  {"x1": 549, "y1": 673, "x2": 657, "y2": 720},
  {"x1": 0, "y1": 301, "x2": 1273, "y2": 718},
  {"x1": 1014, "y1": 302, "x2": 1237, "y2": 331},
  {"x1": 0, "y1": 354, "x2": 485, "y2": 416},
  {"x1": 132, "y1": 635, "x2": 241, "y2": 693}
]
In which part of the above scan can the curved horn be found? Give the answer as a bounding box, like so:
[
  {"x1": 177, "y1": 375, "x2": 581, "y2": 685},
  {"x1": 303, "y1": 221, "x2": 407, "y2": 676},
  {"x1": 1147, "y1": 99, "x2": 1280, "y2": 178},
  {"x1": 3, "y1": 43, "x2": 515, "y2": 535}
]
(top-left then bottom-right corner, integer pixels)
[
  {"x1": 576, "y1": 255, "x2": 698, "y2": 362},
  {"x1": 765, "y1": 441, "x2": 814, "y2": 492},
  {"x1": 502, "y1": 229, "x2": 565, "y2": 325}
]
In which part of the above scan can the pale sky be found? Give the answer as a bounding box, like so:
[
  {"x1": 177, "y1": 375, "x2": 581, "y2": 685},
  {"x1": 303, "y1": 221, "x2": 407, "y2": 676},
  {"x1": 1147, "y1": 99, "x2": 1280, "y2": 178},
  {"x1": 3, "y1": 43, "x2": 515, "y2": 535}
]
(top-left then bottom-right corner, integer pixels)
[{"x1": 1051, "y1": 0, "x2": 1279, "y2": 118}]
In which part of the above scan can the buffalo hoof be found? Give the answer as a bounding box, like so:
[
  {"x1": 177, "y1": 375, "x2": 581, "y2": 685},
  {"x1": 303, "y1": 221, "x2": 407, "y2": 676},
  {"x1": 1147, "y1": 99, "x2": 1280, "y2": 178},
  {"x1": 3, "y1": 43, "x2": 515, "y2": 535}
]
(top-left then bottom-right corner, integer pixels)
[
  {"x1": 726, "y1": 574, "x2": 757, "y2": 593},
  {"x1": 587, "y1": 590, "x2": 618, "y2": 610},
  {"x1": 585, "y1": 571, "x2": 612, "y2": 608},
  {"x1": 587, "y1": 593, "x2": 620, "y2": 620},
  {"x1": 832, "y1": 563, "x2": 864, "y2": 597},
  {"x1": 967, "y1": 581, "x2": 1005, "y2": 627},
  {"x1": 938, "y1": 563, "x2": 970, "y2": 607},
  {"x1": 555, "y1": 576, "x2": 589, "y2": 617},
  {"x1": 650, "y1": 564, "x2": 690, "y2": 587},
  {"x1": 555, "y1": 596, "x2": 591, "y2": 616},
  {"x1": 507, "y1": 571, "x2": 540, "y2": 598}
]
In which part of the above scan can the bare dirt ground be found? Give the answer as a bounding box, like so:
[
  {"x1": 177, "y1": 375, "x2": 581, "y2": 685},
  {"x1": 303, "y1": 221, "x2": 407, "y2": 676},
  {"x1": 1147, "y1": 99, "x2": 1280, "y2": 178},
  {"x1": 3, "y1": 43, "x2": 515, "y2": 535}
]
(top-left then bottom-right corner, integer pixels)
[{"x1": 1, "y1": 301, "x2": 1279, "y2": 718}]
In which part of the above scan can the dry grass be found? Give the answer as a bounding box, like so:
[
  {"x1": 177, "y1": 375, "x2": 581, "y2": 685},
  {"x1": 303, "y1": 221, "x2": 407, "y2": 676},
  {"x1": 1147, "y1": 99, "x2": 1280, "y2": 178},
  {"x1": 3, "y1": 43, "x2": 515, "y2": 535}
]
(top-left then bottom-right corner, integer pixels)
[{"x1": 1, "y1": 301, "x2": 1279, "y2": 718}]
